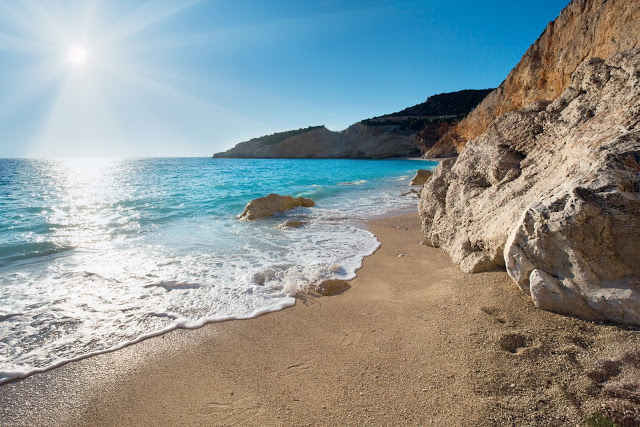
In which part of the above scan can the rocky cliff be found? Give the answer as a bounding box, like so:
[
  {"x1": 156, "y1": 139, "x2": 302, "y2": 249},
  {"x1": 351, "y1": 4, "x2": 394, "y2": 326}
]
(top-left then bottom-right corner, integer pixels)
[
  {"x1": 420, "y1": 48, "x2": 640, "y2": 325},
  {"x1": 212, "y1": 124, "x2": 420, "y2": 159},
  {"x1": 428, "y1": 0, "x2": 640, "y2": 157},
  {"x1": 213, "y1": 89, "x2": 491, "y2": 159}
]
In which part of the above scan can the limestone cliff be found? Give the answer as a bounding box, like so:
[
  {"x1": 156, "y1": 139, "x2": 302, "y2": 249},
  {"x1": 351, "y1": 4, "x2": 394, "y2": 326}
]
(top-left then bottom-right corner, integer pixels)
[
  {"x1": 213, "y1": 89, "x2": 491, "y2": 159},
  {"x1": 420, "y1": 49, "x2": 640, "y2": 325},
  {"x1": 212, "y1": 124, "x2": 419, "y2": 159},
  {"x1": 428, "y1": 0, "x2": 640, "y2": 157}
]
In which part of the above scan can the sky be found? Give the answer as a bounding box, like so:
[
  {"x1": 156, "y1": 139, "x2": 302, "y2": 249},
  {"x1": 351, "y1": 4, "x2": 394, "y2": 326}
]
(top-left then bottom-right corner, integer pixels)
[{"x1": 0, "y1": 0, "x2": 570, "y2": 158}]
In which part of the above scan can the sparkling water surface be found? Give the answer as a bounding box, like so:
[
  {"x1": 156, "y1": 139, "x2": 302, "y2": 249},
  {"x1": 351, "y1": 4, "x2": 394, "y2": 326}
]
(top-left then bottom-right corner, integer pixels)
[{"x1": 0, "y1": 157, "x2": 435, "y2": 382}]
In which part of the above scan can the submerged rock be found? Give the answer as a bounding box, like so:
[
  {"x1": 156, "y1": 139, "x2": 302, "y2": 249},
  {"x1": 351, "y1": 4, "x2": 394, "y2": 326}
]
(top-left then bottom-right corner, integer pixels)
[
  {"x1": 419, "y1": 49, "x2": 640, "y2": 325},
  {"x1": 400, "y1": 189, "x2": 422, "y2": 198},
  {"x1": 238, "y1": 194, "x2": 315, "y2": 221},
  {"x1": 409, "y1": 169, "x2": 433, "y2": 186},
  {"x1": 277, "y1": 219, "x2": 306, "y2": 229}
]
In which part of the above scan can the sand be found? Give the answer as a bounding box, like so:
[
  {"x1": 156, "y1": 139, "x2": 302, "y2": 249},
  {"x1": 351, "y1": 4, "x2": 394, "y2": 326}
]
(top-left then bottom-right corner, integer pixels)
[{"x1": 1, "y1": 213, "x2": 639, "y2": 426}]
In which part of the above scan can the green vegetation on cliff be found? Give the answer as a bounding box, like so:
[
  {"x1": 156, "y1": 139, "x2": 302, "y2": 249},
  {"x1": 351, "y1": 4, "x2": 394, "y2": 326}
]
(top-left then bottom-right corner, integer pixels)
[
  {"x1": 389, "y1": 89, "x2": 493, "y2": 117},
  {"x1": 361, "y1": 116, "x2": 457, "y2": 130},
  {"x1": 360, "y1": 88, "x2": 492, "y2": 130},
  {"x1": 213, "y1": 88, "x2": 493, "y2": 158},
  {"x1": 247, "y1": 125, "x2": 324, "y2": 146}
]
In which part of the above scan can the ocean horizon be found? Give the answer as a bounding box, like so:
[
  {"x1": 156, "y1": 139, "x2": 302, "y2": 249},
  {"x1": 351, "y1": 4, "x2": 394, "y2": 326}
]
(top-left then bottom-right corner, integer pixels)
[{"x1": 0, "y1": 157, "x2": 435, "y2": 383}]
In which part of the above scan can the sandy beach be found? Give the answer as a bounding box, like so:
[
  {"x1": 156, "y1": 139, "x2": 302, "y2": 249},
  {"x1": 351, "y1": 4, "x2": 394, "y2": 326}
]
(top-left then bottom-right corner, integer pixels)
[{"x1": 1, "y1": 212, "x2": 639, "y2": 426}]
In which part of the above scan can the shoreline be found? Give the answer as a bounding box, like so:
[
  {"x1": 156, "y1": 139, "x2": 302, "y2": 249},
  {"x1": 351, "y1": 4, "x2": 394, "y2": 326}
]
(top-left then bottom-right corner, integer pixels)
[{"x1": 1, "y1": 212, "x2": 639, "y2": 426}]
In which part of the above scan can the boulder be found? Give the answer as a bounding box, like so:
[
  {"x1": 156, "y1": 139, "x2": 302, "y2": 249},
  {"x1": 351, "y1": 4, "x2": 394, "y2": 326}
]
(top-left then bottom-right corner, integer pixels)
[
  {"x1": 314, "y1": 279, "x2": 350, "y2": 296},
  {"x1": 419, "y1": 49, "x2": 640, "y2": 325},
  {"x1": 238, "y1": 194, "x2": 315, "y2": 221},
  {"x1": 409, "y1": 169, "x2": 433, "y2": 186}
]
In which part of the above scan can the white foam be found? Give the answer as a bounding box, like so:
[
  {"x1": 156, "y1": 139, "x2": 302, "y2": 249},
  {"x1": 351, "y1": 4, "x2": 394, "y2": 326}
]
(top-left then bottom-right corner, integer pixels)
[
  {"x1": 338, "y1": 180, "x2": 367, "y2": 185},
  {"x1": 0, "y1": 167, "x2": 421, "y2": 384}
]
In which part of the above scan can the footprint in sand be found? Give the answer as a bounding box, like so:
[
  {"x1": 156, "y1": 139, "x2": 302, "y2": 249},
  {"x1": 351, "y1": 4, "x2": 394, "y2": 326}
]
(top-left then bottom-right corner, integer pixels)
[
  {"x1": 340, "y1": 330, "x2": 364, "y2": 348},
  {"x1": 280, "y1": 361, "x2": 311, "y2": 375},
  {"x1": 498, "y1": 333, "x2": 532, "y2": 354},
  {"x1": 480, "y1": 306, "x2": 508, "y2": 325},
  {"x1": 198, "y1": 397, "x2": 261, "y2": 422},
  {"x1": 198, "y1": 401, "x2": 232, "y2": 417}
]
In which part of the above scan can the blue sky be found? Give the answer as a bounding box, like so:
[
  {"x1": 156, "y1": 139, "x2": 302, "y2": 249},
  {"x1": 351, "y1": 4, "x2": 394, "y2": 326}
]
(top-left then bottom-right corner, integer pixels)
[{"x1": 0, "y1": 0, "x2": 569, "y2": 157}]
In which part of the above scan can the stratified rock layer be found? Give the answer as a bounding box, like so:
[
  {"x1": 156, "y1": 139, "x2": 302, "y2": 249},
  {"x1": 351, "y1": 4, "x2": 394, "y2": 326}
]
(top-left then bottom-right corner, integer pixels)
[
  {"x1": 239, "y1": 194, "x2": 315, "y2": 221},
  {"x1": 419, "y1": 49, "x2": 640, "y2": 325},
  {"x1": 428, "y1": 0, "x2": 640, "y2": 157}
]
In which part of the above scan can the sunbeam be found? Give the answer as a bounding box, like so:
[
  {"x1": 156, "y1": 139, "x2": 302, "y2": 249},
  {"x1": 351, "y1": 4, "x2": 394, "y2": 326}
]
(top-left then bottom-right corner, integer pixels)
[{"x1": 0, "y1": 0, "x2": 255, "y2": 157}]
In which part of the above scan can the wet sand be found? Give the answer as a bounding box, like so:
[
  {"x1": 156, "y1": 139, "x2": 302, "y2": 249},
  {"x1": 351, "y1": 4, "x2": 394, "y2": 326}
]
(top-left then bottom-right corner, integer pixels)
[{"x1": 1, "y1": 213, "x2": 639, "y2": 426}]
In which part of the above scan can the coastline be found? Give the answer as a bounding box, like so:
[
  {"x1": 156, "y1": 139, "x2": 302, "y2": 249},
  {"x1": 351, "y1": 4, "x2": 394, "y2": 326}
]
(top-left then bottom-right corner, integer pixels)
[{"x1": 1, "y1": 212, "x2": 639, "y2": 426}]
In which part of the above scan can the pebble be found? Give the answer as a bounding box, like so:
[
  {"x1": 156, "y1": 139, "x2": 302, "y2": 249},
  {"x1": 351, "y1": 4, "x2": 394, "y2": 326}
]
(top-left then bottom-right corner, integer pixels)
[
  {"x1": 398, "y1": 254, "x2": 406, "y2": 258},
  {"x1": 420, "y1": 241, "x2": 427, "y2": 245}
]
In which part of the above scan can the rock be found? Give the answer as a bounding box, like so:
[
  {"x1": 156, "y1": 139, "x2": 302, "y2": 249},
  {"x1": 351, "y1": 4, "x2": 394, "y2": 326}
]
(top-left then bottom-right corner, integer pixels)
[
  {"x1": 238, "y1": 194, "x2": 315, "y2": 221},
  {"x1": 409, "y1": 169, "x2": 433, "y2": 186},
  {"x1": 428, "y1": 0, "x2": 640, "y2": 157},
  {"x1": 314, "y1": 279, "x2": 350, "y2": 296},
  {"x1": 400, "y1": 189, "x2": 422, "y2": 198},
  {"x1": 277, "y1": 219, "x2": 306, "y2": 229},
  {"x1": 419, "y1": 49, "x2": 640, "y2": 325}
]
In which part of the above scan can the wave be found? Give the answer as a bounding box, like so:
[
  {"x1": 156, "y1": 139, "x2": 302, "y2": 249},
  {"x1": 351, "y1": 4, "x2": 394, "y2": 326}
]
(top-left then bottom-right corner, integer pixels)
[
  {"x1": 0, "y1": 157, "x2": 425, "y2": 384},
  {"x1": 0, "y1": 241, "x2": 75, "y2": 266},
  {"x1": 338, "y1": 180, "x2": 367, "y2": 186}
]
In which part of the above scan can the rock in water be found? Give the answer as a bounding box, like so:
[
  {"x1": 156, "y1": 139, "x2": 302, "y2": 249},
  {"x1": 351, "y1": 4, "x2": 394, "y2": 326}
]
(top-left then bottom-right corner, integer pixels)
[
  {"x1": 400, "y1": 189, "x2": 422, "y2": 198},
  {"x1": 238, "y1": 194, "x2": 315, "y2": 221},
  {"x1": 277, "y1": 219, "x2": 306, "y2": 229},
  {"x1": 409, "y1": 169, "x2": 433, "y2": 186},
  {"x1": 419, "y1": 49, "x2": 640, "y2": 325},
  {"x1": 315, "y1": 280, "x2": 350, "y2": 296}
]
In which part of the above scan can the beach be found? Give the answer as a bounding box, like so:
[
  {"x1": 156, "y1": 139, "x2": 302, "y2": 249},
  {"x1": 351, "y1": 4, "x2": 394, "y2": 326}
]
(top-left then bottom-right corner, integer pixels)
[{"x1": 0, "y1": 212, "x2": 638, "y2": 426}]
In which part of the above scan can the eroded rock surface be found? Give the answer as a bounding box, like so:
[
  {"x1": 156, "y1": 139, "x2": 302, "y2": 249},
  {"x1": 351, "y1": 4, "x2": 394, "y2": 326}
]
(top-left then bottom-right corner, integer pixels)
[
  {"x1": 428, "y1": 0, "x2": 640, "y2": 157},
  {"x1": 419, "y1": 49, "x2": 640, "y2": 325},
  {"x1": 409, "y1": 169, "x2": 433, "y2": 186},
  {"x1": 239, "y1": 194, "x2": 315, "y2": 221}
]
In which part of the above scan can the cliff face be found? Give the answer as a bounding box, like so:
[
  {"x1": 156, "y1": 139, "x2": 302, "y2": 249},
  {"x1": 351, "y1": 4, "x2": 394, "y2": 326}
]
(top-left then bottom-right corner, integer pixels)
[
  {"x1": 213, "y1": 127, "x2": 342, "y2": 159},
  {"x1": 214, "y1": 89, "x2": 491, "y2": 159},
  {"x1": 213, "y1": 125, "x2": 420, "y2": 159},
  {"x1": 428, "y1": 0, "x2": 640, "y2": 157},
  {"x1": 420, "y1": 49, "x2": 640, "y2": 325}
]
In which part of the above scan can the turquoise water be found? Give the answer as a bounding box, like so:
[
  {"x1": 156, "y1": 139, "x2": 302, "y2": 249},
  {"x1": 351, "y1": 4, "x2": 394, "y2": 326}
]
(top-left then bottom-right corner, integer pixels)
[{"x1": 0, "y1": 157, "x2": 434, "y2": 383}]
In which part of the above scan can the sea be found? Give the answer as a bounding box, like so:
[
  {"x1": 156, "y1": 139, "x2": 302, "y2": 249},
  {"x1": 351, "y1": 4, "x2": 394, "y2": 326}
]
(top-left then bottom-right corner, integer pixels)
[{"x1": 0, "y1": 157, "x2": 435, "y2": 383}]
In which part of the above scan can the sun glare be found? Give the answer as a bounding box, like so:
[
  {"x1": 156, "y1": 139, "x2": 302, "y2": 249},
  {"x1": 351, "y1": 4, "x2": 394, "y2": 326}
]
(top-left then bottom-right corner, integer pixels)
[{"x1": 67, "y1": 45, "x2": 88, "y2": 67}]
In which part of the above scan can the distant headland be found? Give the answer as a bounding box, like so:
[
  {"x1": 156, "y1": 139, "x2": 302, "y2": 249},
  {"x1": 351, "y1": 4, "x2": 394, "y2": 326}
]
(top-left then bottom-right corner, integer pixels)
[{"x1": 212, "y1": 89, "x2": 492, "y2": 159}]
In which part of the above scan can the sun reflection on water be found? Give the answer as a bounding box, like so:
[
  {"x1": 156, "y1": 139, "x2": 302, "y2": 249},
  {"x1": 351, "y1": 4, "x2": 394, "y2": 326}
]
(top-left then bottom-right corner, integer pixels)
[{"x1": 43, "y1": 158, "x2": 139, "y2": 250}]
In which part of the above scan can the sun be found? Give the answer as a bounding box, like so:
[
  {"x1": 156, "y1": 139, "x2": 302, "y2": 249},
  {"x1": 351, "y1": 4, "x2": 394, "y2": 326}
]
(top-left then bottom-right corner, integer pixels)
[{"x1": 67, "y1": 45, "x2": 88, "y2": 67}]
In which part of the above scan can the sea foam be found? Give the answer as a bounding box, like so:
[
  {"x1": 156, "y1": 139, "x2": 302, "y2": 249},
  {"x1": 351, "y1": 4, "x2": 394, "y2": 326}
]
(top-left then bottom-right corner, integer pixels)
[{"x1": 0, "y1": 157, "x2": 435, "y2": 383}]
